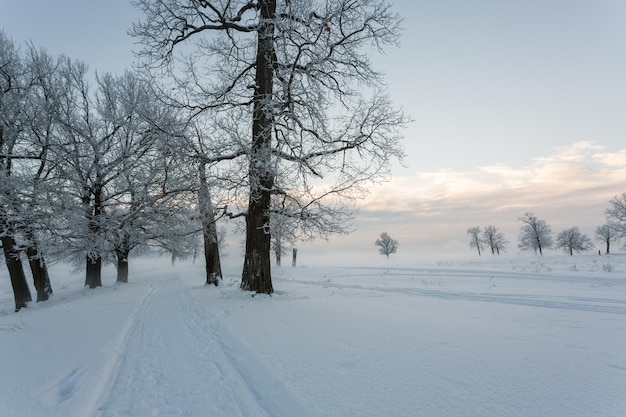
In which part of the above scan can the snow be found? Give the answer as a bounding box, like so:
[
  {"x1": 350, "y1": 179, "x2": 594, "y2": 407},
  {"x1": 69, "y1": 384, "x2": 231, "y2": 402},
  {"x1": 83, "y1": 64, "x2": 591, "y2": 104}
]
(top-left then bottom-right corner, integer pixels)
[{"x1": 1, "y1": 254, "x2": 626, "y2": 417}]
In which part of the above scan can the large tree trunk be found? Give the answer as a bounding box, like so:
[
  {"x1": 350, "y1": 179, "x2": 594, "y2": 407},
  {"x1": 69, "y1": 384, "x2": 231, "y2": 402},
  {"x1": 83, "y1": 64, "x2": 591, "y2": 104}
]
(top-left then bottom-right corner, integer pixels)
[
  {"x1": 116, "y1": 248, "x2": 130, "y2": 283},
  {"x1": 292, "y1": 248, "x2": 297, "y2": 267},
  {"x1": 2, "y1": 234, "x2": 32, "y2": 312},
  {"x1": 85, "y1": 179, "x2": 104, "y2": 288},
  {"x1": 199, "y1": 164, "x2": 222, "y2": 286},
  {"x1": 85, "y1": 255, "x2": 102, "y2": 288},
  {"x1": 241, "y1": 0, "x2": 276, "y2": 294},
  {"x1": 115, "y1": 230, "x2": 132, "y2": 283},
  {"x1": 204, "y1": 234, "x2": 221, "y2": 286},
  {"x1": 24, "y1": 227, "x2": 52, "y2": 302},
  {"x1": 25, "y1": 243, "x2": 53, "y2": 302},
  {"x1": 242, "y1": 199, "x2": 273, "y2": 293}
]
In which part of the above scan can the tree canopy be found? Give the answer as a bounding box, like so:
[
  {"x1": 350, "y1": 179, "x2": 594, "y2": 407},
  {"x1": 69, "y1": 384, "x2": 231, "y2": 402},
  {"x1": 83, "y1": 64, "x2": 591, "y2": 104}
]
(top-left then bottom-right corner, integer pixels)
[{"x1": 131, "y1": 0, "x2": 408, "y2": 292}]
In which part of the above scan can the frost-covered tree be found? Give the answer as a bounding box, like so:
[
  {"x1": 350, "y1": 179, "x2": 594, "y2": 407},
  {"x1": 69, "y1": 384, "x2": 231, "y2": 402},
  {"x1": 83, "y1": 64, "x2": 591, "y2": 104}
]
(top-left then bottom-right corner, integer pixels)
[
  {"x1": 375, "y1": 232, "x2": 398, "y2": 258},
  {"x1": 17, "y1": 45, "x2": 64, "y2": 302},
  {"x1": 0, "y1": 31, "x2": 34, "y2": 311},
  {"x1": 594, "y1": 224, "x2": 619, "y2": 254},
  {"x1": 104, "y1": 78, "x2": 197, "y2": 284},
  {"x1": 482, "y1": 225, "x2": 508, "y2": 255},
  {"x1": 467, "y1": 226, "x2": 483, "y2": 256},
  {"x1": 51, "y1": 63, "x2": 194, "y2": 286},
  {"x1": 50, "y1": 60, "x2": 116, "y2": 288},
  {"x1": 132, "y1": 0, "x2": 408, "y2": 294},
  {"x1": 0, "y1": 35, "x2": 73, "y2": 308},
  {"x1": 518, "y1": 212, "x2": 553, "y2": 256},
  {"x1": 556, "y1": 227, "x2": 593, "y2": 256}
]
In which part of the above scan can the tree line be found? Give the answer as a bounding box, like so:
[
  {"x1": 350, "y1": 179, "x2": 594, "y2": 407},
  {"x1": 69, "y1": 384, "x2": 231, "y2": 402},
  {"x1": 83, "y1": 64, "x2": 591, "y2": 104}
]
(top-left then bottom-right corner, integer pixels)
[
  {"x1": 1, "y1": 1, "x2": 408, "y2": 312},
  {"x1": 467, "y1": 195, "x2": 626, "y2": 256}
]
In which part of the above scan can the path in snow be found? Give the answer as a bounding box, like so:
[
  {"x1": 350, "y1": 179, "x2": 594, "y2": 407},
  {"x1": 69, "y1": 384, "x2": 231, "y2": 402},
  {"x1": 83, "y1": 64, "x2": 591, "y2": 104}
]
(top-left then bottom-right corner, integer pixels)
[{"x1": 94, "y1": 277, "x2": 309, "y2": 417}]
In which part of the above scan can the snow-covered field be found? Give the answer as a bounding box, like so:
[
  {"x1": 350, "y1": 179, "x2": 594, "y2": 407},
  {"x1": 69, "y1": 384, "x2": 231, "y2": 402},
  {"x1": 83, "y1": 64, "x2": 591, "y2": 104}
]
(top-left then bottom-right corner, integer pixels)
[{"x1": 1, "y1": 254, "x2": 625, "y2": 417}]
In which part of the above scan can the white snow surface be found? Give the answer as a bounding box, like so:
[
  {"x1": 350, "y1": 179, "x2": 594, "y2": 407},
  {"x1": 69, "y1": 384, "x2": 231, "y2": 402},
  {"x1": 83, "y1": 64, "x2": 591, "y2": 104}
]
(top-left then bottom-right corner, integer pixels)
[{"x1": 1, "y1": 254, "x2": 626, "y2": 417}]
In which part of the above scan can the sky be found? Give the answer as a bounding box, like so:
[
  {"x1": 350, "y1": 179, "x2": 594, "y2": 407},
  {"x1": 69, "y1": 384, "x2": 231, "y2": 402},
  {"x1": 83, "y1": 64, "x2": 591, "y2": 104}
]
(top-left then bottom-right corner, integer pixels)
[{"x1": 2, "y1": 0, "x2": 626, "y2": 262}]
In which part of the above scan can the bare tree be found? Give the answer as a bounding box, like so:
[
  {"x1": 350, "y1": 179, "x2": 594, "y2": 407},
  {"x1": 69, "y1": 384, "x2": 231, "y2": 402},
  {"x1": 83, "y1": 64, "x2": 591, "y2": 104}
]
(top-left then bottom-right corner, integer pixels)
[
  {"x1": 271, "y1": 212, "x2": 293, "y2": 267},
  {"x1": 375, "y1": 232, "x2": 398, "y2": 258},
  {"x1": 606, "y1": 193, "x2": 626, "y2": 239},
  {"x1": 132, "y1": 0, "x2": 407, "y2": 294},
  {"x1": 556, "y1": 227, "x2": 593, "y2": 256},
  {"x1": 467, "y1": 226, "x2": 483, "y2": 256},
  {"x1": 518, "y1": 212, "x2": 553, "y2": 256},
  {"x1": 482, "y1": 225, "x2": 508, "y2": 255},
  {"x1": 595, "y1": 224, "x2": 619, "y2": 254}
]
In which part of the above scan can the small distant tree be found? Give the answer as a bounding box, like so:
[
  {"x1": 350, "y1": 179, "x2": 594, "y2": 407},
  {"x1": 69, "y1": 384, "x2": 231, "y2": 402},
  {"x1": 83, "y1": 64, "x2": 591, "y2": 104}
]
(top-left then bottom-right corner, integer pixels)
[
  {"x1": 518, "y1": 212, "x2": 553, "y2": 256},
  {"x1": 556, "y1": 227, "x2": 593, "y2": 255},
  {"x1": 467, "y1": 226, "x2": 483, "y2": 256},
  {"x1": 595, "y1": 224, "x2": 619, "y2": 254},
  {"x1": 605, "y1": 194, "x2": 626, "y2": 239},
  {"x1": 375, "y1": 232, "x2": 398, "y2": 258},
  {"x1": 482, "y1": 225, "x2": 508, "y2": 255}
]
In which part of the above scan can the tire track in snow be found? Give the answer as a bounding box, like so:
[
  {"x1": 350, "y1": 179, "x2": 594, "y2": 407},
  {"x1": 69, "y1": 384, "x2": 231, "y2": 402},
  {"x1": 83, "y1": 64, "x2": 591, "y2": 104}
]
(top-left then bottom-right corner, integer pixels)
[
  {"x1": 77, "y1": 280, "x2": 161, "y2": 417},
  {"x1": 175, "y1": 280, "x2": 313, "y2": 417},
  {"x1": 94, "y1": 277, "x2": 310, "y2": 417}
]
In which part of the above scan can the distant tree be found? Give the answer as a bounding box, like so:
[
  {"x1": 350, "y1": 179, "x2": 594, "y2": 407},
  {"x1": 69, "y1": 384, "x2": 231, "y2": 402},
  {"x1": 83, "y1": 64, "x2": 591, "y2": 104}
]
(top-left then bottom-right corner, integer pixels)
[
  {"x1": 556, "y1": 227, "x2": 593, "y2": 255},
  {"x1": 375, "y1": 232, "x2": 398, "y2": 258},
  {"x1": 482, "y1": 225, "x2": 508, "y2": 255},
  {"x1": 467, "y1": 226, "x2": 483, "y2": 256},
  {"x1": 594, "y1": 224, "x2": 619, "y2": 254},
  {"x1": 606, "y1": 193, "x2": 626, "y2": 239},
  {"x1": 270, "y1": 213, "x2": 293, "y2": 267},
  {"x1": 518, "y1": 212, "x2": 553, "y2": 256}
]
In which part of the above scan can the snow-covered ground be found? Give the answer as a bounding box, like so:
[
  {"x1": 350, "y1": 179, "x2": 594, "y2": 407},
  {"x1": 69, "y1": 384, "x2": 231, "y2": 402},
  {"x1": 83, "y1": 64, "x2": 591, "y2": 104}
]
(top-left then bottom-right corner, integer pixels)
[{"x1": 1, "y1": 253, "x2": 625, "y2": 417}]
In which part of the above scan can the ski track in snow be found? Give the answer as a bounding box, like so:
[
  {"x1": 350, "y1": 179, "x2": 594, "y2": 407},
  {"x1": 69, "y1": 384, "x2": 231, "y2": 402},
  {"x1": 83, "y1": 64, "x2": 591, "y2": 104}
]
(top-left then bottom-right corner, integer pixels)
[
  {"x1": 81, "y1": 280, "x2": 161, "y2": 417},
  {"x1": 94, "y1": 277, "x2": 310, "y2": 417},
  {"x1": 281, "y1": 267, "x2": 626, "y2": 316}
]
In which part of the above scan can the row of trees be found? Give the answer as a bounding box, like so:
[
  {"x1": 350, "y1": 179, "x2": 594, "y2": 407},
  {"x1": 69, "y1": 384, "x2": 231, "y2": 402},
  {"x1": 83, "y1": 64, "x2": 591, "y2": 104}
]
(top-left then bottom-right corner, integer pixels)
[
  {"x1": 467, "y1": 195, "x2": 626, "y2": 256},
  {"x1": 0, "y1": 31, "x2": 210, "y2": 311},
  {"x1": 2, "y1": 0, "x2": 408, "y2": 311}
]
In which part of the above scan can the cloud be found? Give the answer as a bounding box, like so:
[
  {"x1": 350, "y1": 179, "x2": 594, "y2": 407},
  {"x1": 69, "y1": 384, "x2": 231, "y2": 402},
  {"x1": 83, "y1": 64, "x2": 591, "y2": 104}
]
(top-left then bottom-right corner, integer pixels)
[
  {"x1": 366, "y1": 141, "x2": 626, "y2": 211},
  {"x1": 593, "y1": 148, "x2": 626, "y2": 168},
  {"x1": 329, "y1": 142, "x2": 626, "y2": 259}
]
